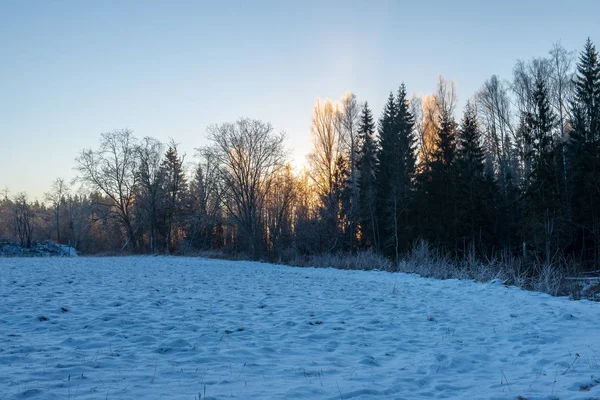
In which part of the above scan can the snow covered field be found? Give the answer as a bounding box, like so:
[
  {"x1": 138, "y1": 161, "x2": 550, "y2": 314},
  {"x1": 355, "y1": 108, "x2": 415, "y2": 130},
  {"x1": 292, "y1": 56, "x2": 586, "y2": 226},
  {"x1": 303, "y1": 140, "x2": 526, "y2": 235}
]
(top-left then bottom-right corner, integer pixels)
[{"x1": 1, "y1": 257, "x2": 599, "y2": 400}]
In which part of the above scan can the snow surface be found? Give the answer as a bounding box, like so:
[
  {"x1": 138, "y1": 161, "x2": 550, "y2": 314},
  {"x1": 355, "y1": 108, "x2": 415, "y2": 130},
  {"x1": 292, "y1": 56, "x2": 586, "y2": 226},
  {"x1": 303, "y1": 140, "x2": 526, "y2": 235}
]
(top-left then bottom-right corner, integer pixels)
[
  {"x1": 0, "y1": 241, "x2": 77, "y2": 258},
  {"x1": 1, "y1": 257, "x2": 599, "y2": 400}
]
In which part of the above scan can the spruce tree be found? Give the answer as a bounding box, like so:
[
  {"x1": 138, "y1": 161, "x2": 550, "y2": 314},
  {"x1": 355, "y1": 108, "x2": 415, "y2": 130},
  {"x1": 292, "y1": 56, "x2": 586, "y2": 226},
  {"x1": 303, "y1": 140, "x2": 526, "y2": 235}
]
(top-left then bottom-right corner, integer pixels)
[
  {"x1": 526, "y1": 71, "x2": 557, "y2": 180},
  {"x1": 161, "y1": 144, "x2": 188, "y2": 253},
  {"x1": 357, "y1": 102, "x2": 378, "y2": 249},
  {"x1": 456, "y1": 102, "x2": 484, "y2": 177},
  {"x1": 416, "y1": 101, "x2": 458, "y2": 250},
  {"x1": 376, "y1": 85, "x2": 416, "y2": 259},
  {"x1": 455, "y1": 101, "x2": 486, "y2": 252},
  {"x1": 568, "y1": 38, "x2": 600, "y2": 264},
  {"x1": 573, "y1": 38, "x2": 600, "y2": 141},
  {"x1": 375, "y1": 92, "x2": 397, "y2": 256},
  {"x1": 523, "y1": 69, "x2": 558, "y2": 265}
]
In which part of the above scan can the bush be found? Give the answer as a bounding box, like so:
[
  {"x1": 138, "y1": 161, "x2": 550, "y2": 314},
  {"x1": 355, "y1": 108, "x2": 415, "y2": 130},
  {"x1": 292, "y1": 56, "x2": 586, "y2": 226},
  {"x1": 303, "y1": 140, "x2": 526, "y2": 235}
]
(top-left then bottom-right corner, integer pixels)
[{"x1": 393, "y1": 239, "x2": 593, "y2": 299}]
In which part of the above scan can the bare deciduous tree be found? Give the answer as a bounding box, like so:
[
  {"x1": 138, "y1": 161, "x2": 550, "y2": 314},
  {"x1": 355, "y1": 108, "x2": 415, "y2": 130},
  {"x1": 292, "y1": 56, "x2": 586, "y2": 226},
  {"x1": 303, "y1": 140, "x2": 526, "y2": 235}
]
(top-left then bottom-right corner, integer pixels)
[
  {"x1": 339, "y1": 92, "x2": 360, "y2": 180},
  {"x1": 308, "y1": 98, "x2": 348, "y2": 251},
  {"x1": 190, "y1": 146, "x2": 224, "y2": 249},
  {"x1": 436, "y1": 75, "x2": 458, "y2": 117},
  {"x1": 308, "y1": 99, "x2": 344, "y2": 201},
  {"x1": 75, "y1": 129, "x2": 139, "y2": 250},
  {"x1": 206, "y1": 118, "x2": 287, "y2": 259},
  {"x1": 549, "y1": 43, "x2": 575, "y2": 193},
  {"x1": 338, "y1": 92, "x2": 361, "y2": 248},
  {"x1": 417, "y1": 76, "x2": 458, "y2": 170},
  {"x1": 264, "y1": 164, "x2": 297, "y2": 255},
  {"x1": 0, "y1": 190, "x2": 11, "y2": 240},
  {"x1": 477, "y1": 75, "x2": 514, "y2": 192},
  {"x1": 13, "y1": 193, "x2": 34, "y2": 248},
  {"x1": 45, "y1": 178, "x2": 69, "y2": 244}
]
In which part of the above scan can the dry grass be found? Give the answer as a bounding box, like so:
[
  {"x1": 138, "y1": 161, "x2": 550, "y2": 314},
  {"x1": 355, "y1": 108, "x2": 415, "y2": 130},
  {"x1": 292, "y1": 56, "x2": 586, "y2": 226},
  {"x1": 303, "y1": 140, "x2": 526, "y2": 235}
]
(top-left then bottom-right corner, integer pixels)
[
  {"x1": 396, "y1": 239, "x2": 590, "y2": 299},
  {"x1": 296, "y1": 250, "x2": 393, "y2": 272},
  {"x1": 281, "y1": 240, "x2": 592, "y2": 299}
]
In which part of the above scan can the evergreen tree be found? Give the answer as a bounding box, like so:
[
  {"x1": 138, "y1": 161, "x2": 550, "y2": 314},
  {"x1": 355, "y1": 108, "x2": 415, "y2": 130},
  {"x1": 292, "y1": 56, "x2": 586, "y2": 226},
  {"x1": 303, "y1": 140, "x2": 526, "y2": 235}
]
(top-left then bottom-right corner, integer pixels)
[
  {"x1": 135, "y1": 138, "x2": 165, "y2": 254},
  {"x1": 572, "y1": 38, "x2": 600, "y2": 141},
  {"x1": 375, "y1": 92, "x2": 397, "y2": 255},
  {"x1": 357, "y1": 102, "x2": 378, "y2": 249},
  {"x1": 525, "y1": 71, "x2": 557, "y2": 183},
  {"x1": 568, "y1": 38, "x2": 600, "y2": 264},
  {"x1": 160, "y1": 143, "x2": 188, "y2": 253},
  {"x1": 416, "y1": 100, "x2": 458, "y2": 250},
  {"x1": 376, "y1": 85, "x2": 416, "y2": 259},
  {"x1": 456, "y1": 102, "x2": 485, "y2": 177},
  {"x1": 522, "y1": 69, "x2": 558, "y2": 265},
  {"x1": 455, "y1": 101, "x2": 487, "y2": 253}
]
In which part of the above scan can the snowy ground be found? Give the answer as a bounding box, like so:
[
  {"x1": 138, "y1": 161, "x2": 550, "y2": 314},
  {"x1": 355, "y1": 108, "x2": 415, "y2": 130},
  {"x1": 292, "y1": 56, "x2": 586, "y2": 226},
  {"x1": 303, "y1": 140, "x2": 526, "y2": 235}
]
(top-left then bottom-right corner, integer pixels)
[
  {"x1": 1, "y1": 257, "x2": 599, "y2": 400},
  {"x1": 0, "y1": 241, "x2": 77, "y2": 258}
]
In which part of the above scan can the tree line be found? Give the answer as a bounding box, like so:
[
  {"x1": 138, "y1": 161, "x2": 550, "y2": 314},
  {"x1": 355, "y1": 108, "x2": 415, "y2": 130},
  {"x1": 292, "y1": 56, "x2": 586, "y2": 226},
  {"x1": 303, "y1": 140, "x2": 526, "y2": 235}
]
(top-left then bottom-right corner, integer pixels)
[{"x1": 1, "y1": 39, "x2": 599, "y2": 271}]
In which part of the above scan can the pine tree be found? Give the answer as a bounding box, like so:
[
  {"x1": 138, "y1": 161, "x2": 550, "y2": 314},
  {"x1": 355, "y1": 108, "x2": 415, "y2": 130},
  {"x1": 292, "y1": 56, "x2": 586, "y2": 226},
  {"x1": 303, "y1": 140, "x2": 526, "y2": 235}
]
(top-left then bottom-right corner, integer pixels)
[{"x1": 357, "y1": 102, "x2": 378, "y2": 249}]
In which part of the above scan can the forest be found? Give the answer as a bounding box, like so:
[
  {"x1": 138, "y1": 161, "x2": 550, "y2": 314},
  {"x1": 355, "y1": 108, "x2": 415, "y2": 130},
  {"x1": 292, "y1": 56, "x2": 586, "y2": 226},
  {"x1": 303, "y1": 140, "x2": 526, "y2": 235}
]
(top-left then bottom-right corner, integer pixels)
[{"x1": 1, "y1": 39, "x2": 599, "y2": 277}]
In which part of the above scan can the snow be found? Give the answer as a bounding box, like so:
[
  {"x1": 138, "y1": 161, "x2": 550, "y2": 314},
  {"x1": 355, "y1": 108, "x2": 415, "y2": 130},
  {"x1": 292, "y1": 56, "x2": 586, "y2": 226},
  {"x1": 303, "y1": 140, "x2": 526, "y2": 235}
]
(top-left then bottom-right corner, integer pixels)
[
  {"x1": 1, "y1": 257, "x2": 599, "y2": 400},
  {"x1": 56, "y1": 245, "x2": 78, "y2": 257},
  {"x1": 0, "y1": 241, "x2": 77, "y2": 258}
]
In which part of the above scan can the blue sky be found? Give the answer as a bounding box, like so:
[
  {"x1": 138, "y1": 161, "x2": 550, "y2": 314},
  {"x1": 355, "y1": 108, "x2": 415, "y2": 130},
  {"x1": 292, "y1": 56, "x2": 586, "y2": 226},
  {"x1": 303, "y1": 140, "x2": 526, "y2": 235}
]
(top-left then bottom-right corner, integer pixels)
[{"x1": 1, "y1": 0, "x2": 598, "y2": 200}]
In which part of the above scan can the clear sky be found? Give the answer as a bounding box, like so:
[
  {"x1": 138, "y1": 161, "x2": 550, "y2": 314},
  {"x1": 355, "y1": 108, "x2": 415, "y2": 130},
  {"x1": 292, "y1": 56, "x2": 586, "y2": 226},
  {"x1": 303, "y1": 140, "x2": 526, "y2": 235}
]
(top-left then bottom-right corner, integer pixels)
[{"x1": 1, "y1": 0, "x2": 598, "y2": 201}]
